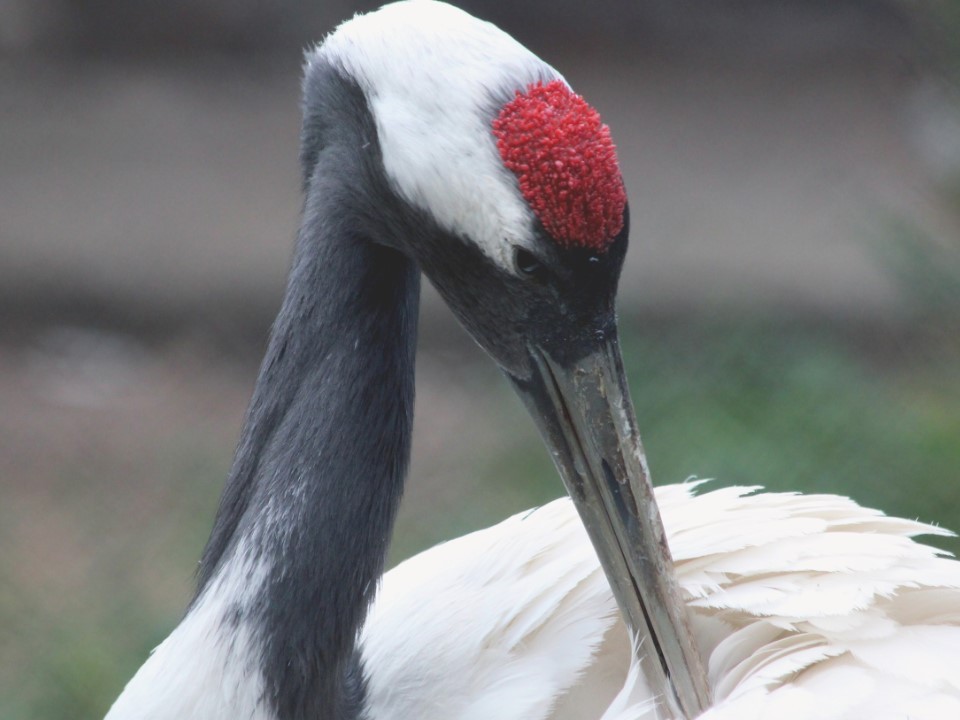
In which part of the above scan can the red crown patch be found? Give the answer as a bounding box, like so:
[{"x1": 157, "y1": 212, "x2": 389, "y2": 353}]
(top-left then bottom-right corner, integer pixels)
[{"x1": 492, "y1": 80, "x2": 626, "y2": 253}]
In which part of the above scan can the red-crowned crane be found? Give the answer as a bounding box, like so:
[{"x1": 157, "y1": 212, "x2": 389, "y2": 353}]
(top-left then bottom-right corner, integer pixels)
[{"x1": 105, "y1": 2, "x2": 960, "y2": 719}]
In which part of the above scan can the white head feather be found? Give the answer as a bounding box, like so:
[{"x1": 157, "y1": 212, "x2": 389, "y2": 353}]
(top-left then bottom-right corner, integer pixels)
[{"x1": 309, "y1": 0, "x2": 564, "y2": 270}]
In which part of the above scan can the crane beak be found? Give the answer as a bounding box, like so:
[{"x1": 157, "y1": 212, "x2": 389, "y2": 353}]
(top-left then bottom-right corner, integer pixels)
[{"x1": 509, "y1": 329, "x2": 710, "y2": 719}]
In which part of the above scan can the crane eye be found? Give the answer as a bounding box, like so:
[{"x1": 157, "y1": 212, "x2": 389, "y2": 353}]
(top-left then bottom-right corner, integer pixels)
[{"x1": 513, "y1": 247, "x2": 549, "y2": 282}]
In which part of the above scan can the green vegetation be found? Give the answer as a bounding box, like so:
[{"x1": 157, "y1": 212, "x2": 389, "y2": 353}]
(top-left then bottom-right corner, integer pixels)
[
  {"x1": 5, "y1": 322, "x2": 958, "y2": 720},
  {"x1": 625, "y1": 320, "x2": 960, "y2": 555},
  {"x1": 393, "y1": 320, "x2": 960, "y2": 564},
  {"x1": 0, "y1": 436, "x2": 230, "y2": 720}
]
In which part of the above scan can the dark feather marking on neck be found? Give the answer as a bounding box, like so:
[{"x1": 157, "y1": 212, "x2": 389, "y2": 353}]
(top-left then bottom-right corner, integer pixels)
[{"x1": 193, "y1": 60, "x2": 421, "y2": 720}]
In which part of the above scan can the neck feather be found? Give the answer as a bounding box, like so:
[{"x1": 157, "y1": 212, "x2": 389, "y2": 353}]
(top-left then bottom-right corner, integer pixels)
[{"x1": 196, "y1": 168, "x2": 419, "y2": 719}]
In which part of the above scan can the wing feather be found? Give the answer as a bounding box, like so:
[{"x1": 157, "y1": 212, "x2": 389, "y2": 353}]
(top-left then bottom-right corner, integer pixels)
[{"x1": 360, "y1": 484, "x2": 960, "y2": 720}]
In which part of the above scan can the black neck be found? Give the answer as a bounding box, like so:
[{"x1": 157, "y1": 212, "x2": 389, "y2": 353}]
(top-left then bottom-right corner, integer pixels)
[{"x1": 196, "y1": 160, "x2": 419, "y2": 719}]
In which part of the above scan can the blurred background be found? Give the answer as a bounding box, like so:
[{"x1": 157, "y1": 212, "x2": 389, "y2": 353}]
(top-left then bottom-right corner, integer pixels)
[{"x1": 2, "y1": 0, "x2": 960, "y2": 717}]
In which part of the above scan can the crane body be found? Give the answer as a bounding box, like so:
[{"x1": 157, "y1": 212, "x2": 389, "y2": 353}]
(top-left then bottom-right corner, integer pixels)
[
  {"x1": 363, "y1": 485, "x2": 960, "y2": 720},
  {"x1": 105, "y1": 3, "x2": 960, "y2": 719}
]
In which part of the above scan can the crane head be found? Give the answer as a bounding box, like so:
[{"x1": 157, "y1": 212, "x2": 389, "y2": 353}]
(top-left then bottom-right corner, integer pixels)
[
  {"x1": 311, "y1": 0, "x2": 629, "y2": 378},
  {"x1": 308, "y1": 3, "x2": 709, "y2": 716}
]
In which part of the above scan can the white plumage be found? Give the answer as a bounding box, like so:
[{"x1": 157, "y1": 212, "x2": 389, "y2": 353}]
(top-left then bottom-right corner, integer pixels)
[
  {"x1": 104, "y1": 4, "x2": 960, "y2": 718},
  {"x1": 362, "y1": 483, "x2": 960, "y2": 719},
  {"x1": 312, "y1": 0, "x2": 559, "y2": 269}
]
